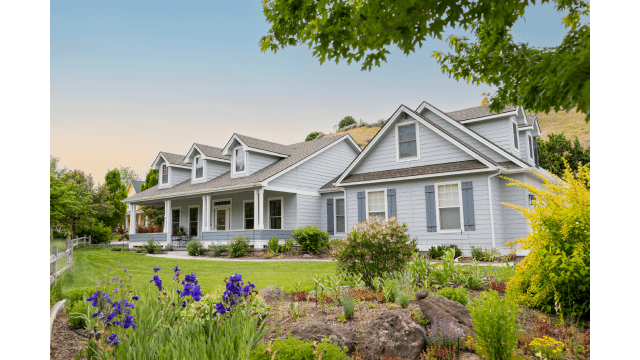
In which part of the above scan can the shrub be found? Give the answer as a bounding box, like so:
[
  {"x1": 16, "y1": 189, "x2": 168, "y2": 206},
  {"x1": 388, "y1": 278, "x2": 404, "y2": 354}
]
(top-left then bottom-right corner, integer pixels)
[
  {"x1": 186, "y1": 240, "x2": 205, "y2": 256},
  {"x1": 469, "y1": 290, "x2": 520, "y2": 360},
  {"x1": 503, "y1": 161, "x2": 590, "y2": 319},
  {"x1": 111, "y1": 247, "x2": 122, "y2": 251},
  {"x1": 136, "y1": 224, "x2": 163, "y2": 233},
  {"x1": 250, "y1": 335, "x2": 351, "y2": 360},
  {"x1": 282, "y1": 238, "x2": 294, "y2": 252},
  {"x1": 77, "y1": 222, "x2": 112, "y2": 244},
  {"x1": 332, "y1": 216, "x2": 416, "y2": 287},
  {"x1": 52, "y1": 228, "x2": 67, "y2": 238},
  {"x1": 143, "y1": 238, "x2": 162, "y2": 254},
  {"x1": 396, "y1": 293, "x2": 410, "y2": 308},
  {"x1": 471, "y1": 247, "x2": 484, "y2": 260},
  {"x1": 208, "y1": 242, "x2": 227, "y2": 256},
  {"x1": 338, "y1": 115, "x2": 356, "y2": 129},
  {"x1": 435, "y1": 287, "x2": 469, "y2": 306},
  {"x1": 341, "y1": 294, "x2": 355, "y2": 319},
  {"x1": 529, "y1": 336, "x2": 566, "y2": 360},
  {"x1": 291, "y1": 225, "x2": 330, "y2": 253},
  {"x1": 305, "y1": 131, "x2": 323, "y2": 141},
  {"x1": 63, "y1": 287, "x2": 96, "y2": 303},
  {"x1": 66, "y1": 300, "x2": 88, "y2": 329},
  {"x1": 426, "y1": 245, "x2": 461, "y2": 259},
  {"x1": 228, "y1": 235, "x2": 251, "y2": 258},
  {"x1": 267, "y1": 237, "x2": 282, "y2": 253}
]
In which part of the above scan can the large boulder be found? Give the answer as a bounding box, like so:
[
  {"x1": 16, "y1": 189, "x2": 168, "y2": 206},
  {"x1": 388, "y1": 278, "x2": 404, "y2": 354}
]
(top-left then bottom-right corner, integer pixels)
[
  {"x1": 257, "y1": 286, "x2": 288, "y2": 304},
  {"x1": 290, "y1": 321, "x2": 356, "y2": 353},
  {"x1": 418, "y1": 294, "x2": 474, "y2": 337},
  {"x1": 416, "y1": 290, "x2": 428, "y2": 301},
  {"x1": 359, "y1": 308, "x2": 427, "y2": 360}
]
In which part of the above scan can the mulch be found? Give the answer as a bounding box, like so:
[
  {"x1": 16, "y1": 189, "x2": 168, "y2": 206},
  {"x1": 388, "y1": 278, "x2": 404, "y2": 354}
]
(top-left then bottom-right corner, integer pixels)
[
  {"x1": 203, "y1": 250, "x2": 332, "y2": 260},
  {"x1": 50, "y1": 310, "x2": 89, "y2": 360}
]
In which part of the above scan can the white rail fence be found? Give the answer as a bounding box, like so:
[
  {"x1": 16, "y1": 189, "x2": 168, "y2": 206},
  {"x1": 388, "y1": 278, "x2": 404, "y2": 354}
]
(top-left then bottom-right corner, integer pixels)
[{"x1": 50, "y1": 235, "x2": 91, "y2": 284}]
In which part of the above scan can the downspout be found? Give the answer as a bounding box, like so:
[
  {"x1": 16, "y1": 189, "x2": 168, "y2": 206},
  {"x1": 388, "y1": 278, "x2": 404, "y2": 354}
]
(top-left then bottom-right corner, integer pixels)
[{"x1": 487, "y1": 169, "x2": 502, "y2": 248}]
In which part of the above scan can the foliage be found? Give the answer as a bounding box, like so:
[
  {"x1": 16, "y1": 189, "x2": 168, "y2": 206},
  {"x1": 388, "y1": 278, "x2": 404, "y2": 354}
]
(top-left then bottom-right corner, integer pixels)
[
  {"x1": 430, "y1": 248, "x2": 457, "y2": 288},
  {"x1": 338, "y1": 115, "x2": 356, "y2": 129},
  {"x1": 142, "y1": 238, "x2": 162, "y2": 254},
  {"x1": 349, "y1": 288, "x2": 383, "y2": 302},
  {"x1": 260, "y1": 1, "x2": 590, "y2": 121},
  {"x1": 111, "y1": 247, "x2": 123, "y2": 252},
  {"x1": 136, "y1": 224, "x2": 163, "y2": 233},
  {"x1": 434, "y1": 287, "x2": 469, "y2": 306},
  {"x1": 282, "y1": 238, "x2": 294, "y2": 252},
  {"x1": 139, "y1": 169, "x2": 163, "y2": 226},
  {"x1": 471, "y1": 247, "x2": 484, "y2": 261},
  {"x1": 426, "y1": 245, "x2": 461, "y2": 260},
  {"x1": 291, "y1": 224, "x2": 330, "y2": 253},
  {"x1": 305, "y1": 131, "x2": 322, "y2": 141},
  {"x1": 228, "y1": 235, "x2": 252, "y2": 258},
  {"x1": 117, "y1": 166, "x2": 140, "y2": 186},
  {"x1": 490, "y1": 282, "x2": 507, "y2": 293},
  {"x1": 529, "y1": 336, "x2": 566, "y2": 360},
  {"x1": 250, "y1": 335, "x2": 350, "y2": 360},
  {"x1": 462, "y1": 260, "x2": 486, "y2": 290},
  {"x1": 503, "y1": 162, "x2": 590, "y2": 319},
  {"x1": 537, "y1": 133, "x2": 590, "y2": 178},
  {"x1": 426, "y1": 318, "x2": 464, "y2": 348},
  {"x1": 66, "y1": 300, "x2": 89, "y2": 329},
  {"x1": 139, "y1": 169, "x2": 158, "y2": 191},
  {"x1": 63, "y1": 287, "x2": 96, "y2": 303},
  {"x1": 421, "y1": 345, "x2": 457, "y2": 360},
  {"x1": 396, "y1": 293, "x2": 410, "y2": 308},
  {"x1": 267, "y1": 237, "x2": 282, "y2": 253},
  {"x1": 332, "y1": 216, "x2": 416, "y2": 287},
  {"x1": 76, "y1": 222, "x2": 112, "y2": 244},
  {"x1": 288, "y1": 301, "x2": 306, "y2": 318},
  {"x1": 208, "y1": 242, "x2": 228, "y2": 256},
  {"x1": 103, "y1": 168, "x2": 128, "y2": 229},
  {"x1": 186, "y1": 240, "x2": 205, "y2": 256},
  {"x1": 341, "y1": 294, "x2": 355, "y2": 319},
  {"x1": 469, "y1": 290, "x2": 520, "y2": 360}
]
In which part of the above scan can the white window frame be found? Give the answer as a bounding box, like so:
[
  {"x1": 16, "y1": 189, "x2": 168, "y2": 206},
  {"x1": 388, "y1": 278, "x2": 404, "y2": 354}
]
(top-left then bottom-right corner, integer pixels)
[
  {"x1": 193, "y1": 154, "x2": 205, "y2": 181},
  {"x1": 365, "y1": 188, "x2": 387, "y2": 219},
  {"x1": 160, "y1": 163, "x2": 169, "y2": 186},
  {"x1": 434, "y1": 180, "x2": 465, "y2": 233},
  {"x1": 511, "y1": 119, "x2": 519, "y2": 151},
  {"x1": 211, "y1": 198, "x2": 232, "y2": 232},
  {"x1": 243, "y1": 200, "x2": 255, "y2": 230},
  {"x1": 334, "y1": 197, "x2": 346, "y2": 234},
  {"x1": 232, "y1": 146, "x2": 247, "y2": 176},
  {"x1": 188, "y1": 205, "x2": 200, "y2": 238},
  {"x1": 395, "y1": 120, "x2": 421, "y2": 162},
  {"x1": 527, "y1": 134, "x2": 535, "y2": 163},
  {"x1": 171, "y1": 207, "x2": 181, "y2": 235},
  {"x1": 267, "y1": 197, "x2": 284, "y2": 230}
]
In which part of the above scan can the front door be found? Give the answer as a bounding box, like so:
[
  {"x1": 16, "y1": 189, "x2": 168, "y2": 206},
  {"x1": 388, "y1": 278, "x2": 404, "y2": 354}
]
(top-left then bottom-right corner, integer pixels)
[
  {"x1": 189, "y1": 207, "x2": 199, "y2": 238},
  {"x1": 214, "y1": 207, "x2": 230, "y2": 231}
]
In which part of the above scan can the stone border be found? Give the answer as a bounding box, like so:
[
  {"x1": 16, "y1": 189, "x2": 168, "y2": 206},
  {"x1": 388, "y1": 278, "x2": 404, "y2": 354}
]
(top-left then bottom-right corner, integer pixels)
[
  {"x1": 90, "y1": 243, "x2": 129, "y2": 247},
  {"x1": 50, "y1": 299, "x2": 67, "y2": 338}
]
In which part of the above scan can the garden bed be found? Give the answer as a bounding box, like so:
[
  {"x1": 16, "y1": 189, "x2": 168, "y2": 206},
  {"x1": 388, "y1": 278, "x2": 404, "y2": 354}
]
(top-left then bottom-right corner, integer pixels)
[
  {"x1": 50, "y1": 310, "x2": 88, "y2": 360},
  {"x1": 203, "y1": 249, "x2": 332, "y2": 260}
]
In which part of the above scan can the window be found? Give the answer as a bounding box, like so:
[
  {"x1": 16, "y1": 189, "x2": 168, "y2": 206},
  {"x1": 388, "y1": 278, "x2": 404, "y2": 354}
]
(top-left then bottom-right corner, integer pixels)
[
  {"x1": 269, "y1": 199, "x2": 282, "y2": 229},
  {"x1": 244, "y1": 201, "x2": 254, "y2": 230},
  {"x1": 366, "y1": 190, "x2": 386, "y2": 219},
  {"x1": 213, "y1": 200, "x2": 231, "y2": 206},
  {"x1": 335, "y1": 198, "x2": 345, "y2": 233},
  {"x1": 194, "y1": 155, "x2": 203, "y2": 179},
  {"x1": 512, "y1": 121, "x2": 519, "y2": 150},
  {"x1": 528, "y1": 135, "x2": 534, "y2": 162},
  {"x1": 172, "y1": 209, "x2": 180, "y2": 235},
  {"x1": 396, "y1": 121, "x2": 419, "y2": 160},
  {"x1": 189, "y1": 207, "x2": 198, "y2": 237},
  {"x1": 436, "y1": 183, "x2": 462, "y2": 231},
  {"x1": 234, "y1": 147, "x2": 246, "y2": 174},
  {"x1": 161, "y1": 164, "x2": 168, "y2": 184}
]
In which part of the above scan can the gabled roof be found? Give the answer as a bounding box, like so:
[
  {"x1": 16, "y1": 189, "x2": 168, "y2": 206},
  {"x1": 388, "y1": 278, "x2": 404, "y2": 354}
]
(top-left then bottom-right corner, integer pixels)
[
  {"x1": 446, "y1": 104, "x2": 518, "y2": 122},
  {"x1": 125, "y1": 134, "x2": 359, "y2": 203},
  {"x1": 151, "y1": 152, "x2": 191, "y2": 169},
  {"x1": 184, "y1": 143, "x2": 231, "y2": 163},
  {"x1": 222, "y1": 133, "x2": 291, "y2": 157},
  {"x1": 129, "y1": 180, "x2": 143, "y2": 193}
]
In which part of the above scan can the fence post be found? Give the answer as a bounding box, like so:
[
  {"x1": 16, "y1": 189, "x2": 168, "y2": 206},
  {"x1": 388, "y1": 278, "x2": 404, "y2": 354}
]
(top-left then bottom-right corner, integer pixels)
[
  {"x1": 51, "y1": 246, "x2": 58, "y2": 283},
  {"x1": 89, "y1": 235, "x2": 92, "y2": 245},
  {"x1": 67, "y1": 236, "x2": 73, "y2": 267}
]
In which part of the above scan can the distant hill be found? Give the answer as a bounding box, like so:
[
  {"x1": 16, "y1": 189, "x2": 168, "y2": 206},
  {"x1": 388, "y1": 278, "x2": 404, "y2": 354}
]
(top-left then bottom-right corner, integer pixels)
[{"x1": 323, "y1": 109, "x2": 590, "y2": 149}]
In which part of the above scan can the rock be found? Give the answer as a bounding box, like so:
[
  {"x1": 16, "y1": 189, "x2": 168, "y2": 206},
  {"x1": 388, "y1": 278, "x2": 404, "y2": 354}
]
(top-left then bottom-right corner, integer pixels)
[
  {"x1": 418, "y1": 295, "x2": 474, "y2": 337},
  {"x1": 359, "y1": 308, "x2": 427, "y2": 360},
  {"x1": 459, "y1": 352, "x2": 482, "y2": 360},
  {"x1": 290, "y1": 321, "x2": 357, "y2": 353},
  {"x1": 416, "y1": 290, "x2": 428, "y2": 301},
  {"x1": 303, "y1": 254, "x2": 311, "y2": 258},
  {"x1": 257, "y1": 286, "x2": 288, "y2": 304}
]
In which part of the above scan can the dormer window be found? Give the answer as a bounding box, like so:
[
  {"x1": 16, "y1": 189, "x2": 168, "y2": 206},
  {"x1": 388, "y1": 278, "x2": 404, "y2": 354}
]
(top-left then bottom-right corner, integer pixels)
[
  {"x1": 194, "y1": 155, "x2": 204, "y2": 179},
  {"x1": 512, "y1": 120, "x2": 519, "y2": 150},
  {"x1": 161, "y1": 164, "x2": 168, "y2": 185},
  {"x1": 527, "y1": 134, "x2": 535, "y2": 162},
  {"x1": 233, "y1": 146, "x2": 246, "y2": 175},
  {"x1": 396, "y1": 120, "x2": 420, "y2": 161}
]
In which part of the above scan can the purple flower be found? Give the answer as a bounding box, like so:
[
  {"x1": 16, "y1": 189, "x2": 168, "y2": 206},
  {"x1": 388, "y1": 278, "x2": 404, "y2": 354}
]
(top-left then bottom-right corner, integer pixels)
[
  {"x1": 114, "y1": 288, "x2": 119, "y2": 294},
  {"x1": 100, "y1": 281, "x2": 105, "y2": 285},
  {"x1": 129, "y1": 274, "x2": 133, "y2": 278},
  {"x1": 174, "y1": 266, "x2": 181, "y2": 273},
  {"x1": 153, "y1": 266, "x2": 161, "y2": 273},
  {"x1": 95, "y1": 286, "x2": 100, "y2": 289},
  {"x1": 108, "y1": 267, "x2": 112, "y2": 270},
  {"x1": 122, "y1": 310, "x2": 136, "y2": 329},
  {"x1": 123, "y1": 268, "x2": 127, "y2": 272},
  {"x1": 132, "y1": 295, "x2": 139, "y2": 301},
  {"x1": 229, "y1": 273, "x2": 242, "y2": 282},
  {"x1": 107, "y1": 333, "x2": 120, "y2": 346},
  {"x1": 150, "y1": 275, "x2": 163, "y2": 291},
  {"x1": 181, "y1": 301, "x2": 187, "y2": 308}
]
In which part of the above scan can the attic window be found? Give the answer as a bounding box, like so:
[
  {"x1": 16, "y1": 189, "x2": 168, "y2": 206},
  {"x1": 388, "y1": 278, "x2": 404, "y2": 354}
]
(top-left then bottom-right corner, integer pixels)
[
  {"x1": 528, "y1": 135, "x2": 534, "y2": 162},
  {"x1": 512, "y1": 121, "x2": 519, "y2": 150},
  {"x1": 194, "y1": 155, "x2": 203, "y2": 179},
  {"x1": 234, "y1": 147, "x2": 246, "y2": 174},
  {"x1": 161, "y1": 164, "x2": 168, "y2": 184},
  {"x1": 396, "y1": 120, "x2": 420, "y2": 161}
]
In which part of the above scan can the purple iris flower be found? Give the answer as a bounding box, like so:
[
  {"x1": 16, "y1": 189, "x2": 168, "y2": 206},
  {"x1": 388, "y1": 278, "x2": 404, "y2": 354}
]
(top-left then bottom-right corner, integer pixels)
[
  {"x1": 106, "y1": 333, "x2": 120, "y2": 346},
  {"x1": 153, "y1": 266, "x2": 161, "y2": 273},
  {"x1": 132, "y1": 295, "x2": 139, "y2": 301},
  {"x1": 150, "y1": 275, "x2": 163, "y2": 291}
]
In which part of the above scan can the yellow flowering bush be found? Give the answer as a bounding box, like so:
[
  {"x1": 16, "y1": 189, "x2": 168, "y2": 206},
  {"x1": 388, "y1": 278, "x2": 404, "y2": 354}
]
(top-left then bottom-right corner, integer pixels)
[
  {"x1": 529, "y1": 336, "x2": 565, "y2": 359},
  {"x1": 502, "y1": 161, "x2": 590, "y2": 319}
]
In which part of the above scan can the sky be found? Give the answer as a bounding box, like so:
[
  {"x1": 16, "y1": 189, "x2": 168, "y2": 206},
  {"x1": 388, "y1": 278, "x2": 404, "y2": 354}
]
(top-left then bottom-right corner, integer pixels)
[{"x1": 50, "y1": 0, "x2": 575, "y2": 183}]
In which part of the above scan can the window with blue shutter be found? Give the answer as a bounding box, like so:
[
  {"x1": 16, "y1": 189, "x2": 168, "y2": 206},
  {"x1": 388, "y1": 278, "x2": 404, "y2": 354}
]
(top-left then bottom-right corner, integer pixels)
[
  {"x1": 387, "y1": 189, "x2": 397, "y2": 218},
  {"x1": 326, "y1": 198, "x2": 334, "y2": 235},
  {"x1": 461, "y1": 181, "x2": 476, "y2": 231},
  {"x1": 425, "y1": 185, "x2": 437, "y2": 232}
]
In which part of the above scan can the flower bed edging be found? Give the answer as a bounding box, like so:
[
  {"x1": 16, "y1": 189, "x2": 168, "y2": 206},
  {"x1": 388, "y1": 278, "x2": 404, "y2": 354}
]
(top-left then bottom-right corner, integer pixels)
[{"x1": 50, "y1": 299, "x2": 67, "y2": 339}]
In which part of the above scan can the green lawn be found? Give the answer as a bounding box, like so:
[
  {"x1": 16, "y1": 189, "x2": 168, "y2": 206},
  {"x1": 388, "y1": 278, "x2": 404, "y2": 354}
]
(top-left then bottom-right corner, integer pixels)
[{"x1": 59, "y1": 247, "x2": 337, "y2": 296}]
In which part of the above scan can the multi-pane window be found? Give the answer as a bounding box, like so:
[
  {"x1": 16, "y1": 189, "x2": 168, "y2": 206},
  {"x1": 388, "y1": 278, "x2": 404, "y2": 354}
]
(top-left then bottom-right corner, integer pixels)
[
  {"x1": 161, "y1": 164, "x2": 168, "y2": 184},
  {"x1": 367, "y1": 190, "x2": 386, "y2": 219},
  {"x1": 512, "y1": 122, "x2": 519, "y2": 150},
  {"x1": 244, "y1": 202, "x2": 254, "y2": 230},
  {"x1": 189, "y1": 207, "x2": 198, "y2": 237},
  {"x1": 269, "y1": 199, "x2": 282, "y2": 229},
  {"x1": 194, "y1": 156, "x2": 203, "y2": 179},
  {"x1": 172, "y1": 209, "x2": 180, "y2": 235},
  {"x1": 213, "y1": 200, "x2": 231, "y2": 207},
  {"x1": 335, "y1": 198, "x2": 345, "y2": 233},
  {"x1": 235, "y1": 148, "x2": 245, "y2": 173},
  {"x1": 398, "y1": 123, "x2": 417, "y2": 159},
  {"x1": 437, "y1": 183, "x2": 461, "y2": 231}
]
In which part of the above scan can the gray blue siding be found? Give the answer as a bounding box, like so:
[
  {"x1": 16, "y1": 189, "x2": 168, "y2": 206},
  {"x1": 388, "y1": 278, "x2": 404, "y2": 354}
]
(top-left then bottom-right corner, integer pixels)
[
  {"x1": 201, "y1": 230, "x2": 293, "y2": 243},
  {"x1": 297, "y1": 194, "x2": 323, "y2": 230},
  {"x1": 247, "y1": 151, "x2": 280, "y2": 176},
  {"x1": 130, "y1": 233, "x2": 166, "y2": 243},
  {"x1": 466, "y1": 118, "x2": 513, "y2": 157},
  {"x1": 206, "y1": 160, "x2": 229, "y2": 180},
  {"x1": 319, "y1": 192, "x2": 345, "y2": 235},
  {"x1": 170, "y1": 167, "x2": 191, "y2": 187}
]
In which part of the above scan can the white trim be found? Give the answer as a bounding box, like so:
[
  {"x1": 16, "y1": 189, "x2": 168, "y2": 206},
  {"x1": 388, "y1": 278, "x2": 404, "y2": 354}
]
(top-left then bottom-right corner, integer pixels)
[
  {"x1": 267, "y1": 197, "x2": 284, "y2": 230},
  {"x1": 395, "y1": 119, "x2": 421, "y2": 162},
  {"x1": 415, "y1": 101, "x2": 529, "y2": 168},
  {"x1": 459, "y1": 111, "x2": 518, "y2": 124},
  {"x1": 518, "y1": 126, "x2": 534, "y2": 131},
  {"x1": 123, "y1": 183, "x2": 260, "y2": 203},
  {"x1": 232, "y1": 146, "x2": 248, "y2": 176},
  {"x1": 183, "y1": 144, "x2": 232, "y2": 164},
  {"x1": 334, "y1": 106, "x2": 496, "y2": 186},
  {"x1": 433, "y1": 180, "x2": 464, "y2": 233},
  {"x1": 263, "y1": 186, "x2": 320, "y2": 197},
  {"x1": 510, "y1": 118, "x2": 519, "y2": 151},
  {"x1": 333, "y1": 197, "x2": 346, "y2": 235},
  {"x1": 247, "y1": 147, "x2": 289, "y2": 158},
  {"x1": 243, "y1": 200, "x2": 255, "y2": 230},
  {"x1": 365, "y1": 188, "x2": 387, "y2": 220},
  {"x1": 187, "y1": 205, "x2": 200, "y2": 239},
  {"x1": 222, "y1": 134, "x2": 248, "y2": 155},
  {"x1": 258, "y1": 189, "x2": 265, "y2": 229},
  {"x1": 261, "y1": 134, "x2": 361, "y2": 185},
  {"x1": 192, "y1": 154, "x2": 206, "y2": 183},
  {"x1": 337, "y1": 168, "x2": 492, "y2": 187},
  {"x1": 212, "y1": 198, "x2": 232, "y2": 231},
  {"x1": 159, "y1": 163, "x2": 169, "y2": 187},
  {"x1": 221, "y1": 134, "x2": 288, "y2": 158},
  {"x1": 527, "y1": 134, "x2": 535, "y2": 163}
]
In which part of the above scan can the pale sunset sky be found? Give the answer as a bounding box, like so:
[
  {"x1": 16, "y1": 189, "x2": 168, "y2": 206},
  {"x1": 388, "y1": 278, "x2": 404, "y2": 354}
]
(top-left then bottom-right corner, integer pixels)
[{"x1": 51, "y1": 1, "x2": 574, "y2": 183}]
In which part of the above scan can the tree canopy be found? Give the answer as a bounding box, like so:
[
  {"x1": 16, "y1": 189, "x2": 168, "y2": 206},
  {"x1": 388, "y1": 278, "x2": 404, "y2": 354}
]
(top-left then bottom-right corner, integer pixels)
[
  {"x1": 140, "y1": 169, "x2": 164, "y2": 226},
  {"x1": 260, "y1": 0, "x2": 590, "y2": 120},
  {"x1": 537, "y1": 133, "x2": 589, "y2": 178},
  {"x1": 338, "y1": 116, "x2": 356, "y2": 129},
  {"x1": 103, "y1": 168, "x2": 128, "y2": 229},
  {"x1": 305, "y1": 131, "x2": 323, "y2": 141},
  {"x1": 118, "y1": 166, "x2": 141, "y2": 186}
]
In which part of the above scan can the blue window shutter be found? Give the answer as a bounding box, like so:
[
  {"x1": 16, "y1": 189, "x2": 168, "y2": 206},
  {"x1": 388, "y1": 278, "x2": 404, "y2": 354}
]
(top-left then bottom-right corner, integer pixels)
[
  {"x1": 387, "y1": 189, "x2": 397, "y2": 218},
  {"x1": 461, "y1": 181, "x2": 476, "y2": 231},
  {"x1": 357, "y1": 192, "x2": 366, "y2": 223},
  {"x1": 425, "y1": 185, "x2": 437, "y2": 232},
  {"x1": 326, "y1": 198, "x2": 334, "y2": 235}
]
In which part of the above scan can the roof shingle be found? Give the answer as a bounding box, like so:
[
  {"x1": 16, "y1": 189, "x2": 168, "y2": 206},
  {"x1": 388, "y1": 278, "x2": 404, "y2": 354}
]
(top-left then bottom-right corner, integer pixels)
[
  {"x1": 446, "y1": 105, "x2": 518, "y2": 122},
  {"x1": 194, "y1": 143, "x2": 231, "y2": 161},
  {"x1": 339, "y1": 160, "x2": 489, "y2": 184}
]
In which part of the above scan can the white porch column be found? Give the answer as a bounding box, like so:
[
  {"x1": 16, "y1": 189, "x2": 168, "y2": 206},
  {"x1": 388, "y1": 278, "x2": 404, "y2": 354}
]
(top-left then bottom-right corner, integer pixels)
[
  {"x1": 254, "y1": 189, "x2": 259, "y2": 229},
  {"x1": 165, "y1": 200, "x2": 172, "y2": 242},
  {"x1": 129, "y1": 204, "x2": 136, "y2": 234},
  {"x1": 206, "y1": 195, "x2": 211, "y2": 231},
  {"x1": 202, "y1": 195, "x2": 211, "y2": 232},
  {"x1": 258, "y1": 188, "x2": 265, "y2": 229},
  {"x1": 145, "y1": 216, "x2": 149, "y2": 226}
]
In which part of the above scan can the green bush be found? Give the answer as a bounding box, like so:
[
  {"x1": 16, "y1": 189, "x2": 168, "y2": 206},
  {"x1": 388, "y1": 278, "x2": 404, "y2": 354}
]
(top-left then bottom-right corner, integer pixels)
[
  {"x1": 267, "y1": 237, "x2": 282, "y2": 253},
  {"x1": 341, "y1": 294, "x2": 355, "y2": 319},
  {"x1": 282, "y1": 238, "x2": 294, "y2": 252},
  {"x1": 338, "y1": 115, "x2": 356, "y2": 129},
  {"x1": 435, "y1": 287, "x2": 469, "y2": 306},
  {"x1": 52, "y1": 228, "x2": 67, "y2": 238},
  {"x1": 228, "y1": 235, "x2": 251, "y2": 258},
  {"x1": 186, "y1": 240, "x2": 205, "y2": 256},
  {"x1": 142, "y1": 238, "x2": 162, "y2": 254},
  {"x1": 208, "y1": 242, "x2": 227, "y2": 256},
  {"x1": 471, "y1": 247, "x2": 484, "y2": 260},
  {"x1": 426, "y1": 244, "x2": 462, "y2": 259},
  {"x1": 250, "y1": 335, "x2": 350, "y2": 360},
  {"x1": 76, "y1": 222, "x2": 112, "y2": 244},
  {"x1": 110, "y1": 247, "x2": 123, "y2": 251},
  {"x1": 63, "y1": 287, "x2": 96, "y2": 303},
  {"x1": 291, "y1": 225, "x2": 330, "y2": 253},
  {"x1": 332, "y1": 216, "x2": 416, "y2": 287},
  {"x1": 66, "y1": 300, "x2": 88, "y2": 329},
  {"x1": 305, "y1": 131, "x2": 322, "y2": 141},
  {"x1": 469, "y1": 291, "x2": 520, "y2": 360}
]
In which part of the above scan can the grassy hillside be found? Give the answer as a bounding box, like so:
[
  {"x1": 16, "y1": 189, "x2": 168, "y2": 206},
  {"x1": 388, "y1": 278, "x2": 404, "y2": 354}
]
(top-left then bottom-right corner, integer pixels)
[{"x1": 324, "y1": 109, "x2": 590, "y2": 149}]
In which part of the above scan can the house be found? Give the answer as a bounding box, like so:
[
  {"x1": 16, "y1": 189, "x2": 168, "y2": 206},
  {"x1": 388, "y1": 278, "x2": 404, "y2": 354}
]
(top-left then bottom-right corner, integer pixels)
[
  {"x1": 123, "y1": 102, "x2": 552, "y2": 253},
  {"x1": 125, "y1": 180, "x2": 146, "y2": 230}
]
